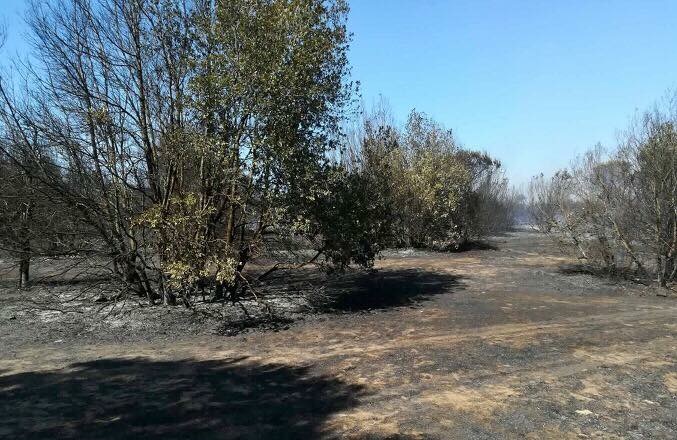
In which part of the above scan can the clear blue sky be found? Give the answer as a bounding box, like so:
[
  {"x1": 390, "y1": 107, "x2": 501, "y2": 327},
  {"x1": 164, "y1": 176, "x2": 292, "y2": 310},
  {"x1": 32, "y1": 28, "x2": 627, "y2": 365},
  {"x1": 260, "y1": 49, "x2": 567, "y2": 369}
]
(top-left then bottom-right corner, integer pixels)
[
  {"x1": 349, "y1": 0, "x2": 677, "y2": 186},
  {"x1": 3, "y1": 1, "x2": 677, "y2": 186}
]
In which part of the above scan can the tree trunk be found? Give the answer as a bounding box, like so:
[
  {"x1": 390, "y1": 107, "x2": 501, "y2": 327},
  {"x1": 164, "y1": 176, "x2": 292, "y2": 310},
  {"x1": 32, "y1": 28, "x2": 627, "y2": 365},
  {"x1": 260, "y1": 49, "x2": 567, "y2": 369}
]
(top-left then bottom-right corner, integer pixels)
[
  {"x1": 657, "y1": 255, "x2": 666, "y2": 288},
  {"x1": 18, "y1": 256, "x2": 30, "y2": 289},
  {"x1": 163, "y1": 290, "x2": 177, "y2": 306},
  {"x1": 18, "y1": 196, "x2": 32, "y2": 289}
]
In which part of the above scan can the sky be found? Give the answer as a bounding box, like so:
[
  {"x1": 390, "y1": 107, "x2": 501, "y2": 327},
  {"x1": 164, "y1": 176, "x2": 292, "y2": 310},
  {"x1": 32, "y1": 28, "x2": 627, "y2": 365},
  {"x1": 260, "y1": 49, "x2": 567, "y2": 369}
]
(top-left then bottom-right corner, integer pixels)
[
  {"x1": 2, "y1": 0, "x2": 677, "y2": 186},
  {"x1": 348, "y1": 0, "x2": 677, "y2": 186}
]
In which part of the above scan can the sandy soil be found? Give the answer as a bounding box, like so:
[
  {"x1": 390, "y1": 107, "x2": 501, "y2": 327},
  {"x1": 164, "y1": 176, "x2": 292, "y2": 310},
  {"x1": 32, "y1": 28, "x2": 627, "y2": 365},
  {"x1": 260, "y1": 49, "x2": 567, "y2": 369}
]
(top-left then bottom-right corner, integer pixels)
[{"x1": 0, "y1": 231, "x2": 675, "y2": 439}]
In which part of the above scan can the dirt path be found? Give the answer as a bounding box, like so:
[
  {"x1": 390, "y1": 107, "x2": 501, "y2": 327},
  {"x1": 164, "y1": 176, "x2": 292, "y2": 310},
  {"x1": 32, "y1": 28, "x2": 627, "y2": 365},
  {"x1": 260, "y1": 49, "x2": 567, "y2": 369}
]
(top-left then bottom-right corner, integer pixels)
[{"x1": 1, "y1": 232, "x2": 675, "y2": 439}]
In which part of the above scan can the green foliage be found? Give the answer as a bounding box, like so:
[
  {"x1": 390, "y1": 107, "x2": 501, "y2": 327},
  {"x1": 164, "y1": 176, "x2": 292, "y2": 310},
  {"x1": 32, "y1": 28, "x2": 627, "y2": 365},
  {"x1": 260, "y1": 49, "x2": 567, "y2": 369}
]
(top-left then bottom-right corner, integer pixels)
[
  {"x1": 402, "y1": 141, "x2": 470, "y2": 248},
  {"x1": 135, "y1": 193, "x2": 237, "y2": 289},
  {"x1": 352, "y1": 109, "x2": 510, "y2": 251},
  {"x1": 310, "y1": 165, "x2": 394, "y2": 271}
]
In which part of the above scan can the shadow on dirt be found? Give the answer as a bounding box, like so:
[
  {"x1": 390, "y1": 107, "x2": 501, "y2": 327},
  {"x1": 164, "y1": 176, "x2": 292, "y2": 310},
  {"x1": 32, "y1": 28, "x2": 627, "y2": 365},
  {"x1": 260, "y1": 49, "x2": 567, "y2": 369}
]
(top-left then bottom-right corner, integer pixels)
[
  {"x1": 314, "y1": 269, "x2": 463, "y2": 312},
  {"x1": 0, "y1": 273, "x2": 115, "y2": 289},
  {"x1": 454, "y1": 240, "x2": 500, "y2": 252},
  {"x1": 31, "y1": 274, "x2": 115, "y2": 287},
  {"x1": 0, "y1": 357, "x2": 367, "y2": 439},
  {"x1": 209, "y1": 269, "x2": 463, "y2": 335},
  {"x1": 557, "y1": 263, "x2": 647, "y2": 283},
  {"x1": 216, "y1": 315, "x2": 297, "y2": 336},
  {"x1": 557, "y1": 263, "x2": 604, "y2": 276}
]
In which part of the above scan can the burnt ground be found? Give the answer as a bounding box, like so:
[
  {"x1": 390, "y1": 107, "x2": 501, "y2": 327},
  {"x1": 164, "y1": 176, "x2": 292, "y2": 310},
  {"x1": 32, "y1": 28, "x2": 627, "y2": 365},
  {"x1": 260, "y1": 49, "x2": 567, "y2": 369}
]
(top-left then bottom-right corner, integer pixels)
[{"x1": 0, "y1": 231, "x2": 675, "y2": 439}]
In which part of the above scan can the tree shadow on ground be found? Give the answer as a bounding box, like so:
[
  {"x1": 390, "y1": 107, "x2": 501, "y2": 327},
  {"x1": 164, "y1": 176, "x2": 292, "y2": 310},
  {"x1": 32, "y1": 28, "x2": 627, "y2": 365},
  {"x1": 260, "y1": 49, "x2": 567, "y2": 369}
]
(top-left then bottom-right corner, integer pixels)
[
  {"x1": 557, "y1": 263, "x2": 647, "y2": 283},
  {"x1": 27, "y1": 274, "x2": 116, "y2": 288},
  {"x1": 216, "y1": 315, "x2": 297, "y2": 336},
  {"x1": 557, "y1": 263, "x2": 605, "y2": 276},
  {"x1": 0, "y1": 357, "x2": 367, "y2": 439},
  {"x1": 454, "y1": 240, "x2": 500, "y2": 252},
  {"x1": 312, "y1": 269, "x2": 464, "y2": 312},
  {"x1": 0, "y1": 274, "x2": 116, "y2": 290}
]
